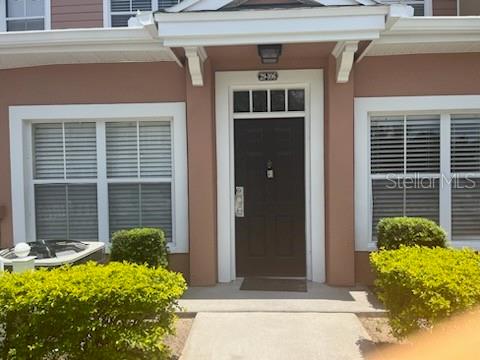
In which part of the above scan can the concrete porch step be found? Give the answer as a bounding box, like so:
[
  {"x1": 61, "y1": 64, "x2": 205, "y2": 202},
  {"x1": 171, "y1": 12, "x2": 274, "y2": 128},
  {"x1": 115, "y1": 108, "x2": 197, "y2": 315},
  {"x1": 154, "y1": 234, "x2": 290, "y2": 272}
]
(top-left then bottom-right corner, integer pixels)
[{"x1": 178, "y1": 279, "x2": 385, "y2": 314}]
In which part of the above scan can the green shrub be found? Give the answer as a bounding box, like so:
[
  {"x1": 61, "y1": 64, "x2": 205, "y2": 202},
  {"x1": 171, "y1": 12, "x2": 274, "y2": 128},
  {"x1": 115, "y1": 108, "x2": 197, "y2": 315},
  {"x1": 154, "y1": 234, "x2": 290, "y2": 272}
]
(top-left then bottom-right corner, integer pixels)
[
  {"x1": 111, "y1": 228, "x2": 169, "y2": 267},
  {"x1": 0, "y1": 262, "x2": 186, "y2": 359},
  {"x1": 370, "y1": 246, "x2": 480, "y2": 338},
  {"x1": 377, "y1": 217, "x2": 447, "y2": 250}
]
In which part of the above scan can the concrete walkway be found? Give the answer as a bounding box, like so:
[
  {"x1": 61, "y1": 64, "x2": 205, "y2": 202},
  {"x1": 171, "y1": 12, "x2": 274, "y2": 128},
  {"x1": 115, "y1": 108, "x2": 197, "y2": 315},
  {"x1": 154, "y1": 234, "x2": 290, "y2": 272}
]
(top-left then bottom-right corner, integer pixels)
[
  {"x1": 179, "y1": 280, "x2": 384, "y2": 314},
  {"x1": 180, "y1": 312, "x2": 373, "y2": 360},
  {"x1": 177, "y1": 281, "x2": 384, "y2": 359}
]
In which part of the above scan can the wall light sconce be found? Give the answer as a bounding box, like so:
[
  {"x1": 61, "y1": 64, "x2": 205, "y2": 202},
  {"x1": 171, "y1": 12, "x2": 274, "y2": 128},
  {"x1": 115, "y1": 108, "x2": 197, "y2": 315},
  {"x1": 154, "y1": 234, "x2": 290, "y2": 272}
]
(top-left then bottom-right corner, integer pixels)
[{"x1": 258, "y1": 44, "x2": 282, "y2": 64}]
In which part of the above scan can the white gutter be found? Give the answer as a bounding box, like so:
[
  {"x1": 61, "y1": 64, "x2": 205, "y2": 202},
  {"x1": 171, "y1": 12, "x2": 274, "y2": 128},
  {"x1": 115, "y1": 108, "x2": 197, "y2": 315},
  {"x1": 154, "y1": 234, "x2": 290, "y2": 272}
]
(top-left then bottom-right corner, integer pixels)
[
  {"x1": 365, "y1": 16, "x2": 480, "y2": 56},
  {"x1": 0, "y1": 20, "x2": 181, "y2": 69}
]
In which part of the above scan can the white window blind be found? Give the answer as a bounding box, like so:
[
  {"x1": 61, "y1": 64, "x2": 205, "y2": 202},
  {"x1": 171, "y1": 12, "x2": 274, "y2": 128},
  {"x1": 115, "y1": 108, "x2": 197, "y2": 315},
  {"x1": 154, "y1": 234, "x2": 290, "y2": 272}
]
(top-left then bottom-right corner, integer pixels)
[
  {"x1": 35, "y1": 184, "x2": 98, "y2": 241},
  {"x1": 451, "y1": 115, "x2": 480, "y2": 240},
  {"x1": 370, "y1": 115, "x2": 440, "y2": 236},
  {"x1": 33, "y1": 122, "x2": 98, "y2": 240},
  {"x1": 139, "y1": 121, "x2": 172, "y2": 178},
  {"x1": 106, "y1": 121, "x2": 172, "y2": 178},
  {"x1": 106, "y1": 122, "x2": 138, "y2": 178},
  {"x1": 34, "y1": 122, "x2": 97, "y2": 180},
  {"x1": 110, "y1": 0, "x2": 152, "y2": 27},
  {"x1": 33, "y1": 123, "x2": 64, "y2": 179},
  {"x1": 108, "y1": 183, "x2": 172, "y2": 240},
  {"x1": 106, "y1": 120, "x2": 173, "y2": 241},
  {"x1": 6, "y1": 0, "x2": 45, "y2": 31},
  {"x1": 65, "y1": 123, "x2": 97, "y2": 179}
]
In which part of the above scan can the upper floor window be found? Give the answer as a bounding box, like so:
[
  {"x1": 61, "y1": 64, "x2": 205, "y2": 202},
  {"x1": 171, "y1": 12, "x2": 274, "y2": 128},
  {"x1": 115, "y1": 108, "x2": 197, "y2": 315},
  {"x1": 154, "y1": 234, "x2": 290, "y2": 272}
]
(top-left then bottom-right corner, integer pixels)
[
  {"x1": 381, "y1": 0, "x2": 432, "y2": 16},
  {"x1": 4, "y1": 0, "x2": 48, "y2": 31},
  {"x1": 108, "y1": 0, "x2": 180, "y2": 27}
]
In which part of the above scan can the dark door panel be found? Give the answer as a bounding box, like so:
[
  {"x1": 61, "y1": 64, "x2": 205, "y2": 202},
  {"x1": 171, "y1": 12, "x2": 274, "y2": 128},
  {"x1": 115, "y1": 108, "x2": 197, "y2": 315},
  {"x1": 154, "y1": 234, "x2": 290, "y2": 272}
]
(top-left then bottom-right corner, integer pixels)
[{"x1": 235, "y1": 118, "x2": 305, "y2": 277}]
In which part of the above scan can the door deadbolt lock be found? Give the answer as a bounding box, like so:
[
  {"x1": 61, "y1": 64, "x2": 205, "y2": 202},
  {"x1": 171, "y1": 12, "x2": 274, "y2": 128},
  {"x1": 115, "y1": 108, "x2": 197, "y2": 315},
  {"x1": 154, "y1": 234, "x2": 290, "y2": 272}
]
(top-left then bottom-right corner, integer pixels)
[
  {"x1": 235, "y1": 186, "x2": 244, "y2": 217},
  {"x1": 266, "y1": 160, "x2": 274, "y2": 179}
]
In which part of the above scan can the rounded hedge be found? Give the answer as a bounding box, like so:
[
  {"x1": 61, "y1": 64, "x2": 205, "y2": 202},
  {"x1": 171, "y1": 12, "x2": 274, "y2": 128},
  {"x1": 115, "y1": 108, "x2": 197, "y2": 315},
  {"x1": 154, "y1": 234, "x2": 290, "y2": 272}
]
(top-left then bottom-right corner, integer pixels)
[
  {"x1": 377, "y1": 217, "x2": 447, "y2": 250},
  {"x1": 0, "y1": 262, "x2": 186, "y2": 359},
  {"x1": 371, "y1": 246, "x2": 480, "y2": 338},
  {"x1": 110, "y1": 227, "x2": 169, "y2": 268}
]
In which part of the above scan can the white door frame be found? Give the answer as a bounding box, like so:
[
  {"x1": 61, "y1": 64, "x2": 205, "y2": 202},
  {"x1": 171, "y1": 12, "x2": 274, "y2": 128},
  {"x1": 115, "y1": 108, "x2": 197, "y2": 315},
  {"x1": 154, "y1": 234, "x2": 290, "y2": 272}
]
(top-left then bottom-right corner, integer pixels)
[{"x1": 215, "y1": 70, "x2": 325, "y2": 283}]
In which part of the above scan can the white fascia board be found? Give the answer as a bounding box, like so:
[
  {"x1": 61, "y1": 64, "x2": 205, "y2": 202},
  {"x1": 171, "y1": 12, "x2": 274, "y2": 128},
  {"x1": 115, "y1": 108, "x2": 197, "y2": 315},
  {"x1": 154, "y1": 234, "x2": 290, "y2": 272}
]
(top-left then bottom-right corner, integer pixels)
[
  {"x1": 156, "y1": 7, "x2": 388, "y2": 47},
  {"x1": 0, "y1": 27, "x2": 181, "y2": 69},
  {"x1": 364, "y1": 16, "x2": 480, "y2": 56},
  {"x1": 387, "y1": 16, "x2": 480, "y2": 33},
  {"x1": 0, "y1": 27, "x2": 158, "y2": 50},
  {"x1": 373, "y1": 16, "x2": 480, "y2": 46}
]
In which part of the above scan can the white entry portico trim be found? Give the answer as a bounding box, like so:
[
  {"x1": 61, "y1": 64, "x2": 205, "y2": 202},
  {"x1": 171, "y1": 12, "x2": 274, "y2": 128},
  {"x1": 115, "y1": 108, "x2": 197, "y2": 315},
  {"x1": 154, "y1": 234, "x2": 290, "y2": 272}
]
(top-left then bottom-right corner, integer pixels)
[{"x1": 215, "y1": 70, "x2": 325, "y2": 283}]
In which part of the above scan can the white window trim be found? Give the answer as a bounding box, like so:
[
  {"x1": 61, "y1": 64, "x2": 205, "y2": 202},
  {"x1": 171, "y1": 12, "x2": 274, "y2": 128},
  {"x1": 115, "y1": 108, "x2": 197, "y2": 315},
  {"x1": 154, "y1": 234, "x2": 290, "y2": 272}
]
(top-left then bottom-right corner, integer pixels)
[
  {"x1": 1, "y1": 0, "x2": 51, "y2": 32},
  {"x1": 216, "y1": 70, "x2": 325, "y2": 283},
  {"x1": 355, "y1": 95, "x2": 480, "y2": 251},
  {"x1": 425, "y1": 0, "x2": 433, "y2": 16},
  {"x1": 103, "y1": 0, "x2": 158, "y2": 27},
  {"x1": 9, "y1": 103, "x2": 188, "y2": 253}
]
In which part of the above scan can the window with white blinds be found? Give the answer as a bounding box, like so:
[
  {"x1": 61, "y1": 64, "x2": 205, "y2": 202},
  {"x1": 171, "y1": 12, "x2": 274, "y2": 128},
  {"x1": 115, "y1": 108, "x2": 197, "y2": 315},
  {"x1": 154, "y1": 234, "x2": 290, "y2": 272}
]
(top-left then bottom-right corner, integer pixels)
[
  {"x1": 356, "y1": 97, "x2": 480, "y2": 250},
  {"x1": 12, "y1": 103, "x2": 187, "y2": 252},
  {"x1": 33, "y1": 122, "x2": 98, "y2": 240},
  {"x1": 106, "y1": 120, "x2": 173, "y2": 241},
  {"x1": 370, "y1": 115, "x2": 441, "y2": 237},
  {"x1": 451, "y1": 115, "x2": 480, "y2": 241},
  {"x1": 109, "y1": 0, "x2": 181, "y2": 27},
  {"x1": 31, "y1": 119, "x2": 174, "y2": 243}
]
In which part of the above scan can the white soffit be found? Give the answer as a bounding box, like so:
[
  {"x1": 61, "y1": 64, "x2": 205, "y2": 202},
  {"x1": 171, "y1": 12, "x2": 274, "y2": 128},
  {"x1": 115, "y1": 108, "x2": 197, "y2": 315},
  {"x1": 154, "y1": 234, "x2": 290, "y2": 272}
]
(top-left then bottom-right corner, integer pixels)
[
  {"x1": 0, "y1": 26, "x2": 180, "y2": 70},
  {"x1": 367, "y1": 17, "x2": 480, "y2": 56},
  {"x1": 156, "y1": 7, "x2": 389, "y2": 47}
]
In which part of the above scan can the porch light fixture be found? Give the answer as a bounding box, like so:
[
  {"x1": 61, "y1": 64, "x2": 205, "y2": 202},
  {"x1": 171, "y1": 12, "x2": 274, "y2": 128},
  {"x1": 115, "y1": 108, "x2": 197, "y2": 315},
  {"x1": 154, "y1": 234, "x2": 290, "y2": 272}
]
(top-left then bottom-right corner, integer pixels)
[{"x1": 258, "y1": 44, "x2": 282, "y2": 64}]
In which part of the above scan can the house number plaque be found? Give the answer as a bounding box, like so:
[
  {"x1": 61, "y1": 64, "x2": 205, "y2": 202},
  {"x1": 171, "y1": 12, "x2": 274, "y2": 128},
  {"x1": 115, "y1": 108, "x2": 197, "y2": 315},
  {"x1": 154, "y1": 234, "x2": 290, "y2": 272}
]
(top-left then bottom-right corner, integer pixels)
[{"x1": 258, "y1": 71, "x2": 278, "y2": 81}]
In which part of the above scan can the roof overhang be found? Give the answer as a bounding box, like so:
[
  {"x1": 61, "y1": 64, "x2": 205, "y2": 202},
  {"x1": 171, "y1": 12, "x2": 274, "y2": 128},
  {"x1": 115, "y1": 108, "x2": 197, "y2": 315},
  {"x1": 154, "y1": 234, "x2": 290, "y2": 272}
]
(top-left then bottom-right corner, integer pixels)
[
  {"x1": 154, "y1": 6, "x2": 391, "y2": 47},
  {"x1": 0, "y1": 23, "x2": 180, "y2": 70},
  {"x1": 167, "y1": 0, "x2": 382, "y2": 13},
  {"x1": 363, "y1": 17, "x2": 480, "y2": 57}
]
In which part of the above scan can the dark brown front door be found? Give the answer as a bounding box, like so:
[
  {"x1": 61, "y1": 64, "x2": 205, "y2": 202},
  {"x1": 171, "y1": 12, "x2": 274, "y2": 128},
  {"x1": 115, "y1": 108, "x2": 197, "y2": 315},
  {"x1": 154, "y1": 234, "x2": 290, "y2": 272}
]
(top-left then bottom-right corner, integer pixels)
[{"x1": 234, "y1": 118, "x2": 305, "y2": 277}]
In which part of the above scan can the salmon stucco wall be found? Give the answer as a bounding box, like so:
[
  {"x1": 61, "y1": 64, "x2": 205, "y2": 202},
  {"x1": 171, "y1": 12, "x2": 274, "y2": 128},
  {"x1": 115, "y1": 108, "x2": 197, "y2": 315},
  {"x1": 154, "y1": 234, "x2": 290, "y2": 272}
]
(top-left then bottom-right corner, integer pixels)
[
  {"x1": 186, "y1": 59, "x2": 218, "y2": 286},
  {"x1": 355, "y1": 53, "x2": 480, "y2": 97},
  {"x1": 0, "y1": 62, "x2": 188, "y2": 275},
  {"x1": 51, "y1": 0, "x2": 104, "y2": 29},
  {"x1": 324, "y1": 55, "x2": 356, "y2": 286}
]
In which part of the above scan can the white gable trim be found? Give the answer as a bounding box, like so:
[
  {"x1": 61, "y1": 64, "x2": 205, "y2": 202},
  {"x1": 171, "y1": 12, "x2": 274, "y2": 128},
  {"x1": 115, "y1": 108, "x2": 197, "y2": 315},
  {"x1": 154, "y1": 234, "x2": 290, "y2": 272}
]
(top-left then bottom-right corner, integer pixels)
[{"x1": 166, "y1": 0, "x2": 382, "y2": 13}]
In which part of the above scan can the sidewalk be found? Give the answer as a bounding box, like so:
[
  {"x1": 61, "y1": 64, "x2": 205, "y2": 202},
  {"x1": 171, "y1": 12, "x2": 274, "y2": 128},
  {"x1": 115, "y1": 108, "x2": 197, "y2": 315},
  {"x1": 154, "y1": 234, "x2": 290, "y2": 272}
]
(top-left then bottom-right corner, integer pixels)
[
  {"x1": 177, "y1": 281, "x2": 384, "y2": 359},
  {"x1": 180, "y1": 312, "x2": 373, "y2": 360}
]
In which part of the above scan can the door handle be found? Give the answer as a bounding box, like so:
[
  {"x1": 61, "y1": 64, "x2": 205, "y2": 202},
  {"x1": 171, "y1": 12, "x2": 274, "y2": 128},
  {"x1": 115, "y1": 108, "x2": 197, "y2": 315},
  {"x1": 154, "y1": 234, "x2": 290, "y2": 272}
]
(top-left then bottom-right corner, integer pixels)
[{"x1": 235, "y1": 186, "x2": 244, "y2": 217}]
